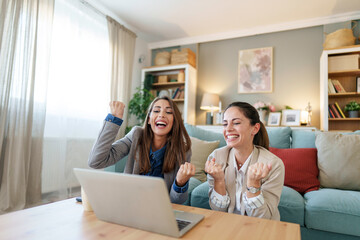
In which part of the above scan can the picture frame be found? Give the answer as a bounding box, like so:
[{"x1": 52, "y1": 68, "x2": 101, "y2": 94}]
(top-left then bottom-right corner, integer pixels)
[
  {"x1": 268, "y1": 112, "x2": 281, "y2": 126},
  {"x1": 238, "y1": 47, "x2": 273, "y2": 94},
  {"x1": 357, "y1": 76, "x2": 360, "y2": 93},
  {"x1": 281, "y1": 110, "x2": 301, "y2": 126}
]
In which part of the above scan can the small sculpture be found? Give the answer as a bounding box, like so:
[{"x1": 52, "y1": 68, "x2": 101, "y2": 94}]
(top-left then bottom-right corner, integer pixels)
[{"x1": 305, "y1": 102, "x2": 312, "y2": 126}]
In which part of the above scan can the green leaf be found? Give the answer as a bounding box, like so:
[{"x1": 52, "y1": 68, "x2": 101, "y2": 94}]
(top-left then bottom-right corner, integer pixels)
[{"x1": 128, "y1": 87, "x2": 155, "y2": 125}]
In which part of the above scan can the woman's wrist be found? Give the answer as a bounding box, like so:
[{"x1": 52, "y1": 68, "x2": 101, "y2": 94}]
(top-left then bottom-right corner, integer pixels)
[
  {"x1": 175, "y1": 178, "x2": 187, "y2": 187},
  {"x1": 247, "y1": 180, "x2": 261, "y2": 188}
]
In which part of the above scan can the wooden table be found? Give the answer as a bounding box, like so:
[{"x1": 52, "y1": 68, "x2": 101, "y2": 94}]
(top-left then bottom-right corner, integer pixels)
[{"x1": 0, "y1": 198, "x2": 300, "y2": 240}]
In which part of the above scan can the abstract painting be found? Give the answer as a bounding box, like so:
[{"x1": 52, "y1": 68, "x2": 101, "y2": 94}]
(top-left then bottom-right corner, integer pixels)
[{"x1": 238, "y1": 47, "x2": 273, "y2": 93}]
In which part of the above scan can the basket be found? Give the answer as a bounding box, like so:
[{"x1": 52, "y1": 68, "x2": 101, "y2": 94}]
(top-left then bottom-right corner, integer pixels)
[
  {"x1": 171, "y1": 48, "x2": 196, "y2": 68},
  {"x1": 154, "y1": 51, "x2": 171, "y2": 66},
  {"x1": 323, "y1": 22, "x2": 357, "y2": 49}
]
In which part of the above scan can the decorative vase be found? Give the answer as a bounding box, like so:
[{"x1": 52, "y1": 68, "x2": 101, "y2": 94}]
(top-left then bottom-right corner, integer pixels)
[
  {"x1": 258, "y1": 109, "x2": 267, "y2": 125},
  {"x1": 348, "y1": 111, "x2": 359, "y2": 118}
]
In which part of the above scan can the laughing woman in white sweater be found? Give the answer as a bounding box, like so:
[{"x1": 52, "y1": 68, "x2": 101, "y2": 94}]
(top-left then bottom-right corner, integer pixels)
[{"x1": 205, "y1": 102, "x2": 285, "y2": 220}]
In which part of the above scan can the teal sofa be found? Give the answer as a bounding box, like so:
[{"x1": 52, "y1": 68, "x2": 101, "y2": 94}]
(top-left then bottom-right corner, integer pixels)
[
  {"x1": 105, "y1": 125, "x2": 360, "y2": 240},
  {"x1": 184, "y1": 124, "x2": 360, "y2": 240}
]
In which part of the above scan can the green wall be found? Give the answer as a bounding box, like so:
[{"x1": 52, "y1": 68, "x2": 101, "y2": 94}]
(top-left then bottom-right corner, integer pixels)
[{"x1": 196, "y1": 26, "x2": 324, "y2": 127}]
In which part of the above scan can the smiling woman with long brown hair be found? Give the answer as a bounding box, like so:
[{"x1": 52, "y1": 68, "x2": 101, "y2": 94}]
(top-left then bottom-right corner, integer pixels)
[
  {"x1": 88, "y1": 96, "x2": 195, "y2": 204},
  {"x1": 205, "y1": 102, "x2": 284, "y2": 220}
]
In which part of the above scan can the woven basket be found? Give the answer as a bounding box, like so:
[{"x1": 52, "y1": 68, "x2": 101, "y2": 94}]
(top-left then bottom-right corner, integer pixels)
[
  {"x1": 154, "y1": 51, "x2": 170, "y2": 66},
  {"x1": 323, "y1": 22, "x2": 357, "y2": 49}
]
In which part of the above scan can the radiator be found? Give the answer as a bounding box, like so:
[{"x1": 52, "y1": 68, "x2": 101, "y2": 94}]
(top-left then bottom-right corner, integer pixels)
[{"x1": 41, "y1": 137, "x2": 95, "y2": 194}]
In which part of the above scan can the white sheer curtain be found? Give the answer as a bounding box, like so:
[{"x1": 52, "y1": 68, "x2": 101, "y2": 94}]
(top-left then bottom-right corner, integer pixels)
[
  {"x1": 107, "y1": 16, "x2": 136, "y2": 139},
  {"x1": 0, "y1": 0, "x2": 54, "y2": 213},
  {"x1": 41, "y1": 0, "x2": 110, "y2": 201}
]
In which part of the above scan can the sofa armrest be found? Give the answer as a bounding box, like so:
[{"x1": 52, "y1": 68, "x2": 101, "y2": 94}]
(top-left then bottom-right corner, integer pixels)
[{"x1": 104, "y1": 156, "x2": 128, "y2": 173}]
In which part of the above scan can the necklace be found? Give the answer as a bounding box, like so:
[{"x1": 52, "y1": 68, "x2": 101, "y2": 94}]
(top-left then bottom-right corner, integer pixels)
[{"x1": 236, "y1": 161, "x2": 243, "y2": 169}]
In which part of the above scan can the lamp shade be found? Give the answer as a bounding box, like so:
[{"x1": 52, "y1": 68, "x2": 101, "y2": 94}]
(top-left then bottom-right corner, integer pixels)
[{"x1": 200, "y1": 93, "x2": 220, "y2": 111}]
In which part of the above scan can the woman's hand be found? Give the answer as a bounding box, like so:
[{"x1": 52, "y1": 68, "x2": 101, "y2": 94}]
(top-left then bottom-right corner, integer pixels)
[
  {"x1": 247, "y1": 162, "x2": 272, "y2": 187},
  {"x1": 176, "y1": 162, "x2": 195, "y2": 187},
  {"x1": 109, "y1": 101, "x2": 125, "y2": 119},
  {"x1": 205, "y1": 158, "x2": 225, "y2": 182}
]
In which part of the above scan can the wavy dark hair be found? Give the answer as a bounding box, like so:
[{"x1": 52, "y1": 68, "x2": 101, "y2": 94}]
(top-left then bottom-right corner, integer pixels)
[
  {"x1": 224, "y1": 102, "x2": 269, "y2": 150},
  {"x1": 136, "y1": 96, "x2": 191, "y2": 174}
]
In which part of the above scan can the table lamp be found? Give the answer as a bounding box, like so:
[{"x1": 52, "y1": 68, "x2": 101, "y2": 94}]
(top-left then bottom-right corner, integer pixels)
[{"x1": 200, "y1": 93, "x2": 220, "y2": 124}]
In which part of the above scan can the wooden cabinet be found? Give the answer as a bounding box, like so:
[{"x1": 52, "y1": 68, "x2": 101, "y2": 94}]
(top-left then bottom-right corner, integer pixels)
[
  {"x1": 141, "y1": 64, "x2": 197, "y2": 125},
  {"x1": 320, "y1": 46, "x2": 360, "y2": 131}
]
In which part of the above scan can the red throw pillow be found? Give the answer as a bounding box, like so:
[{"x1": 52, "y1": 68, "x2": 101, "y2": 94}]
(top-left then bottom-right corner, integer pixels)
[{"x1": 270, "y1": 147, "x2": 320, "y2": 194}]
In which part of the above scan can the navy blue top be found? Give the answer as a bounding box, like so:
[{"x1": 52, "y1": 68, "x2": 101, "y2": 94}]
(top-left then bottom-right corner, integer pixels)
[{"x1": 105, "y1": 113, "x2": 189, "y2": 193}]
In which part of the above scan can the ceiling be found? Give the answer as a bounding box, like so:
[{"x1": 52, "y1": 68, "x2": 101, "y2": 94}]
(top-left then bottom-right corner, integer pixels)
[{"x1": 92, "y1": 0, "x2": 360, "y2": 46}]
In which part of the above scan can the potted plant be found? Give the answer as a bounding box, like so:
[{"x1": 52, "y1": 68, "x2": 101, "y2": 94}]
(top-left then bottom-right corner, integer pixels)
[
  {"x1": 344, "y1": 101, "x2": 360, "y2": 118},
  {"x1": 126, "y1": 87, "x2": 155, "y2": 133}
]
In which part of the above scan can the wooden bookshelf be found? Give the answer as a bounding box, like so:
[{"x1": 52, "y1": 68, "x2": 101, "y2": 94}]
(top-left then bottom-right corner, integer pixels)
[
  {"x1": 320, "y1": 46, "x2": 360, "y2": 131},
  {"x1": 141, "y1": 64, "x2": 197, "y2": 125}
]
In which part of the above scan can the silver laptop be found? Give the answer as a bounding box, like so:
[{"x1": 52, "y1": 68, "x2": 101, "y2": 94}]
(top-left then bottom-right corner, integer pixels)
[{"x1": 74, "y1": 168, "x2": 204, "y2": 238}]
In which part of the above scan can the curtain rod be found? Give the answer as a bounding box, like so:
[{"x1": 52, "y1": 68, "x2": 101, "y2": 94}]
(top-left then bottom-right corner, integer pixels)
[
  {"x1": 79, "y1": 0, "x2": 105, "y2": 18},
  {"x1": 79, "y1": 0, "x2": 137, "y2": 37}
]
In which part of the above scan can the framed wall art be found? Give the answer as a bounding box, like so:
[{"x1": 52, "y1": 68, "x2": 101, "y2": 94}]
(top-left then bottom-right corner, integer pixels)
[
  {"x1": 238, "y1": 47, "x2": 273, "y2": 94},
  {"x1": 268, "y1": 112, "x2": 281, "y2": 126},
  {"x1": 281, "y1": 110, "x2": 301, "y2": 126}
]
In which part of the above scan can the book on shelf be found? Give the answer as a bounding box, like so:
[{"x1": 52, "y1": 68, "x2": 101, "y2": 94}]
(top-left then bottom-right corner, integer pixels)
[
  {"x1": 328, "y1": 106, "x2": 335, "y2": 118},
  {"x1": 331, "y1": 79, "x2": 346, "y2": 93},
  {"x1": 334, "y1": 102, "x2": 346, "y2": 118},
  {"x1": 328, "y1": 79, "x2": 336, "y2": 94},
  {"x1": 172, "y1": 86, "x2": 184, "y2": 99},
  {"x1": 172, "y1": 87, "x2": 180, "y2": 99},
  {"x1": 330, "y1": 104, "x2": 341, "y2": 118},
  {"x1": 179, "y1": 87, "x2": 185, "y2": 99}
]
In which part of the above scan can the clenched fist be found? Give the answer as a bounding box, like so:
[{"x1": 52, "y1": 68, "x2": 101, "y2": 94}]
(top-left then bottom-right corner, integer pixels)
[
  {"x1": 247, "y1": 162, "x2": 272, "y2": 187},
  {"x1": 109, "y1": 101, "x2": 125, "y2": 119},
  {"x1": 205, "y1": 158, "x2": 225, "y2": 182},
  {"x1": 176, "y1": 162, "x2": 195, "y2": 187}
]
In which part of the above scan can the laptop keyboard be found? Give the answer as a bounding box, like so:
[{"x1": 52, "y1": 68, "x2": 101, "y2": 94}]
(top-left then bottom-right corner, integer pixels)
[{"x1": 176, "y1": 219, "x2": 191, "y2": 231}]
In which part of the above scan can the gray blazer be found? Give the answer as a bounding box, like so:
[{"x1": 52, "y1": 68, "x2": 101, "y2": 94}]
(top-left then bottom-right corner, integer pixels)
[
  {"x1": 207, "y1": 145, "x2": 284, "y2": 220},
  {"x1": 88, "y1": 121, "x2": 191, "y2": 204}
]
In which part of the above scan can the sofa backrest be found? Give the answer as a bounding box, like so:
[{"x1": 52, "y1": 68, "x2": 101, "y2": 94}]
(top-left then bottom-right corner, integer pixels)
[
  {"x1": 185, "y1": 124, "x2": 227, "y2": 148},
  {"x1": 266, "y1": 127, "x2": 292, "y2": 148},
  {"x1": 185, "y1": 124, "x2": 294, "y2": 149}
]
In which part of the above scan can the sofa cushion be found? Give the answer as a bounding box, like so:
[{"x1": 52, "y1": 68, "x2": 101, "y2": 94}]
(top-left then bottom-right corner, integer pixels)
[
  {"x1": 190, "y1": 181, "x2": 211, "y2": 209},
  {"x1": 278, "y1": 186, "x2": 305, "y2": 226},
  {"x1": 291, "y1": 130, "x2": 316, "y2": 148},
  {"x1": 270, "y1": 147, "x2": 320, "y2": 194},
  {"x1": 304, "y1": 188, "x2": 360, "y2": 237},
  {"x1": 182, "y1": 177, "x2": 202, "y2": 206},
  {"x1": 190, "y1": 137, "x2": 220, "y2": 182},
  {"x1": 185, "y1": 124, "x2": 226, "y2": 147},
  {"x1": 315, "y1": 132, "x2": 360, "y2": 191},
  {"x1": 266, "y1": 127, "x2": 292, "y2": 149}
]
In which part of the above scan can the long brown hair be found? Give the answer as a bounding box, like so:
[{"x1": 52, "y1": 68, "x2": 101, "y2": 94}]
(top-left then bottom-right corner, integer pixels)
[
  {"x1": 224, "y1": 102, "x2": 269, "y2": 150},
  {"x1": 136, "y1": 96, "x2": 191, "y2": 174}
]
